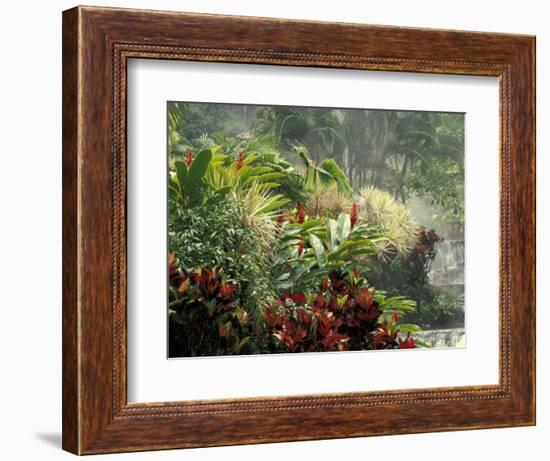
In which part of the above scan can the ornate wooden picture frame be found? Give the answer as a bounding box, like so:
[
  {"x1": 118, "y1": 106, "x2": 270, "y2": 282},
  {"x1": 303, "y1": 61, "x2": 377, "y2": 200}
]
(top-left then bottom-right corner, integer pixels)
[{"x1": 62, "y1": 5, "x2": 535, "y2": 455}]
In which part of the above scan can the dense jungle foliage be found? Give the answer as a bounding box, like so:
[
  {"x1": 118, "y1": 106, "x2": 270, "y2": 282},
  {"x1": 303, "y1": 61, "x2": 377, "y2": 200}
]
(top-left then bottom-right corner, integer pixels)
[{"x1": 167, "y1": 102, "x2": 465, "y2": 357}]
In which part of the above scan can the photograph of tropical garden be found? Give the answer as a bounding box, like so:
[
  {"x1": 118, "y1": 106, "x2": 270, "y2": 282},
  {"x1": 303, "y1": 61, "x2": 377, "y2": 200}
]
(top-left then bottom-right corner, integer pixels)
[{"x1": 167, "y1": 101, "x2": 465, "y2": 358}]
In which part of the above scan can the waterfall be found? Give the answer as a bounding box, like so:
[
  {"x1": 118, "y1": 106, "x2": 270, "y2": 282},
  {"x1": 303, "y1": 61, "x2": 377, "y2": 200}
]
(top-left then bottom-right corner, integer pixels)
[{"x1": 429, "y1": 239, "x2": 465, "y2": 287}]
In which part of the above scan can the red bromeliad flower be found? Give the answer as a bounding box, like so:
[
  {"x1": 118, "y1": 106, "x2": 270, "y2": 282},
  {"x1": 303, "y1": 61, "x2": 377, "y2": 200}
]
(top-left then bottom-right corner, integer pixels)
[
  {"x1": 322, "y1": 277, "x2": 330, "y2": 291},
  {"x1": 297, "y1": 237, "x2": 305, "y2": 256},
  {"x1": 398, "y1": 337, "x2": 417, "y2": 349},
  {"x1": 185, "y1": 149, "x2": 193, "y2": 166},
  {"x1": 350, "y1": 202, "x2": 359, "y2": 228},
  {"x1": 296, "y1": 203, "x2": 305, "y2": 224},
  {"x1": 236, "y1": 151, "x2": 244, "y2": 171}
]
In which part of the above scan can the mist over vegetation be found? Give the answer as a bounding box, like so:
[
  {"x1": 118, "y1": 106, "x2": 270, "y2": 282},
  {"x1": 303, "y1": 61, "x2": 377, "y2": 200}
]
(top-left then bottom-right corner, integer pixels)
[{"x1": 167, "y1": 102, "x2": 465, "y2": 357}]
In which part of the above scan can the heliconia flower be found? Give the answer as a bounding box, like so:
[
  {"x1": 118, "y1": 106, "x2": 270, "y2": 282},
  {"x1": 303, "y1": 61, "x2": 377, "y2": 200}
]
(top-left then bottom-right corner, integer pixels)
[
  {"x1": 297, "y1": 237, "x2": 304, "y2": 256},
  {"x1": 236, "y1": 151, "x2": 244, "y2": 171},
  {"x1": 322, "y1": 277, "x2": 330, "y2": 291},
  {"x1": 350, "y1": 202, "x2": 359, "y2": 229},
  {"x1": 398, "y1": 337, "x2": 417, "y2": 349},
  {"x1": 296, "y1": 203, "x2": 305, "y2": 224},
  {"x1": 277, "y1": 207, "x2": 285, "y2": 226},
  {"x1": 185, "y1": 149, "x2": 193, "y2": 166}
]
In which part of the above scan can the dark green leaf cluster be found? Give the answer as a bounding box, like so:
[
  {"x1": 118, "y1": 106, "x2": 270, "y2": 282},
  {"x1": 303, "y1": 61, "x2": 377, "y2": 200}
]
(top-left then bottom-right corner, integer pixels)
[{"x1": 169, "y1": 197, "x2": 273, "y2": 325}]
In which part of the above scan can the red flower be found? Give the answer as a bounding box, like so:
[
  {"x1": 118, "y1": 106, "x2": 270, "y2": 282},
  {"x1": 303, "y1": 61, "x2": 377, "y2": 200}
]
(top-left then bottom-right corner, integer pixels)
[
  {"x1": 398, "y1": 337, "x2": 417, "y2": 349},
  {"x1": 297, "y1": 237, "x2": 305, "y2": 256},
  {"x1": 392, "y1": 310, "x2": 399, "y2": 323},
  {"x1": 236, "y1": 151, "x2": 244, "y2": 171},
  {"x1": 322, "y1": 277, "x2": 330, "y2": 291},
  {"x1": 185, "y1": 149, "x2": 193, "y2": 166},
  {"x1": 291, "y1": 292, "x2": 306, "y2": 304},
  {"x1": 296, "y1": 203, "x2": 305, "y2": 224},
  {"x1": 350, "y1": 202, "x2": 359, "y2": 229}
]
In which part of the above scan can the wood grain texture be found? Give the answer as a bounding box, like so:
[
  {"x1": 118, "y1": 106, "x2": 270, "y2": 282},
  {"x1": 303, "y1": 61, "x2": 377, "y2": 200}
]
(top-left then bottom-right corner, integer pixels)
[
  {"x1": 62, "y1": 7, "x2": 80, "y2": 454},
  {"x1": 62, "y1": 5, "x2": 536, "y2": 455}
]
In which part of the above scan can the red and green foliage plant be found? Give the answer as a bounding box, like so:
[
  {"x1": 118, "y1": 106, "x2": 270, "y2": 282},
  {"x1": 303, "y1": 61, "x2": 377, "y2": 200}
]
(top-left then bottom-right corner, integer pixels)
[
  {"x1": 168, "y1": 255, "x2": 263, "y2": 357},
  {"x1": 264, "y1": 270, "x2": 419, "y2": 353}
]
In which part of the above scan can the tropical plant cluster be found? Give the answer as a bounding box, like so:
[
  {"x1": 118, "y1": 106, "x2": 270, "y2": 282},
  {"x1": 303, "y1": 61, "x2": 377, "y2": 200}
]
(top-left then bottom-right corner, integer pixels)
[{"x1": 168, "y1": 138, "x2": 434, "y2": 357}]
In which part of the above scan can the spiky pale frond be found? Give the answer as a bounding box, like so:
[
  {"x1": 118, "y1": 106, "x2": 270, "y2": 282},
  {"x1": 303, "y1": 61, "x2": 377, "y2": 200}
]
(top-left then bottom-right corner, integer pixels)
[{"x1": 358, "y1": 186, "x2": 418, "y2": 259}]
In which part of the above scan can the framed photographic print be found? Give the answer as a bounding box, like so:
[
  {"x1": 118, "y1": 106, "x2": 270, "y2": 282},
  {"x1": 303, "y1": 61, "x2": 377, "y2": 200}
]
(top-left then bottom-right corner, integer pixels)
[{"x1": 62, "y1": 5, "x2": 535, "y2": 455}]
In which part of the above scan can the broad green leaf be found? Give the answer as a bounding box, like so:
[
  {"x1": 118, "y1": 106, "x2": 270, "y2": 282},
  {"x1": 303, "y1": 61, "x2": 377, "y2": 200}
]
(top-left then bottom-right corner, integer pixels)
[
  {"x1": 398, "y1": 324, "x2": 422, "y2": 334},
  {"x1": 309, "y1": 234, "x2": 326, "y2": 265},
  {"x1": 243, "y1": 152, "x2": 259, "y2": 166},
  {"x1": 175, "y1": 160, "x2": 188, "y2": 188},
  {"x1": 184, "y1": 150, "x2": 212, "y2": 205},
  {"x1": 239, "y1": 166, "x2": 272, "y2": 182},
  {"x1": 336, "y1": 213, "x2": 351, "y2": 243},
  {"x1": 319, "y1": 158, "x2": 353, "y2": 195}
]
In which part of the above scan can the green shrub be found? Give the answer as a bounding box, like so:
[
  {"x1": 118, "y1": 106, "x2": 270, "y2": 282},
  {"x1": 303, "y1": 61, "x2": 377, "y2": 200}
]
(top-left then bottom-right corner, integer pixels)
[{"x1": 169, "y1": 197, "x2": 273, "y2": 331}]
